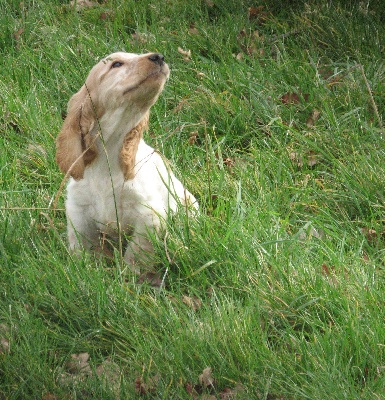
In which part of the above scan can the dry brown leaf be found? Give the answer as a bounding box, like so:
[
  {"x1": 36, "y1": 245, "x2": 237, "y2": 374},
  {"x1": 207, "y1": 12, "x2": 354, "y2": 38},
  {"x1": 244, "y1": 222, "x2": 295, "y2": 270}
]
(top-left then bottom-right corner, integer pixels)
[
  {"x1": 199, "y1": 367, "x2": 215, "y2": 389},
  {"x1": 289, "y1": 152, "x2": 303, "y2": 167},
  {"x1": 0, "y1": 338, "x2": 10, "y2": 354},
  {"x1": 361, "y1": 227, "x2": 379, "y2": 242},
  {"x1": 13, "y1": 28, "x2": 24, "y2": 42},
  {"x1": 185, "y1": 381, "x2": 200, "y2": 398},
  {"x1": 321, "y1": 264, "x2": 338, "y2": 287},
  {"x1": 189, "y1": 24, "x2": 199, "y2": 35},
  {"x1": 131, "y1": 31, "x2": 155, "y2": 45},
  {"x1": 307, "y1": 151, "x2": 318, "y2": 167},
  {"x1": 220, "y1": 383, "x2": 245, "y2": 399},
  {"x1": 65, "y1": 352, "x2": 92, "y2": 375},
  {"x1": 70, "y1": 0, "x2": 97, "y2": 10},
  {"x1": 236, "y1": 28, "x2": 265, "y2": 58},
  {"x1": 135, "y1": 374, "x2": 160, "y2": 395},
  {"x1": 237, "y1": 29, "x2": 247, "y2": 39},
  {"x1": 100, "y1": 11, "x2": 114, "y2": 20},
  {"x1": 280, "y1": 92, "x2": 300, "y2": 104},
  {"x1": 42, "y1": 394, "x2": 57, "y2": 400},
  {"x1": 306, "y1": 109, "x2": 321, "y2": 127},
  {"x1": 189, "y1": 131, "x2": 199, "y2": 145},
  {"x1": 182, "y1": 295, "x2": 202, "y2": 311},
  {"x1": 0, "y1": 324, "x2": 11, "y2": 354},
  {"x1": 137, "y1": 271, "x2": 164, "y2": 287},
  {"x1": 42, "y1": 394, "x2": 58, "y2": 400},
  {"x1": 96, "y1": 359, "x2": 121, "y2": 397},
  {"x1": 223, "y1": 157, "x2": 235, "y2": 169},
  {"x1": 321, "y1": 264, "x2": 334, "y2": 276},
  {"x1": 289, "y1": 151, "x2": 319, "y2": 168},
  {"x1": 178, "y1": 47, "x2": 192, "y2": 61},
  {"x1": 248, "y1": 6, "x2": 269, "y2": 24}
]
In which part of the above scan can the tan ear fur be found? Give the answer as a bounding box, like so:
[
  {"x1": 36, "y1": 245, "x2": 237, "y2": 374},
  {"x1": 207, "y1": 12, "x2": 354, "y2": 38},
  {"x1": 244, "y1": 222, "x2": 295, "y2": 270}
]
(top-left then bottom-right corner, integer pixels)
[
  {"x1": 120, "y1": 113, "x2": 150, "y2": 180},
  {"x1": 56, "y1": 86, "x2": 98, "y2": 180}
]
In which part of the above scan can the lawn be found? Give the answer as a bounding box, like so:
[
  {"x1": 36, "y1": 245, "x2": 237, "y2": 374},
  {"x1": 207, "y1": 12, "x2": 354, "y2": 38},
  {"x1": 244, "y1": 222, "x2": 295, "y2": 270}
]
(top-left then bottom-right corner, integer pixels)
[{"x1": 1, "y1": 0, "x2": 385, "y2": 398}]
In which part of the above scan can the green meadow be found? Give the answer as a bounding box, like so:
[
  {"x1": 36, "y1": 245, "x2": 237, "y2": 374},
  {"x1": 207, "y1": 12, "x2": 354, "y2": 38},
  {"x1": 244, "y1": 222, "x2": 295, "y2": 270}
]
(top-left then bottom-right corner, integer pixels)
[{"x1": 1, "y1": 0, "x2": 385, "y2": 398}]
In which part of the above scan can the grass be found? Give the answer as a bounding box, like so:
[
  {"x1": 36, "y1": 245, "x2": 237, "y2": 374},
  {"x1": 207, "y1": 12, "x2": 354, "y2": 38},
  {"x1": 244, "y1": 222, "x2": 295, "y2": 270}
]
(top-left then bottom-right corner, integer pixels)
[{"x1": 1, "y1": 0, "x2": 385, "y2": 398}]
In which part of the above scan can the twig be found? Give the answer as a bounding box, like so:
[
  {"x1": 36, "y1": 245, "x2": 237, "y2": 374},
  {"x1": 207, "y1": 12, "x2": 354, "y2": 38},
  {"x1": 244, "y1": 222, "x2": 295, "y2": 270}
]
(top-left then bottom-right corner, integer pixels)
[
  {"x1": 204, "y1": 123, "x2": 213, "y2": 209},
  {"x1": 358, "y1": 63, "x2": 384, "y2": 137},
  {"x1": 163, "y1": 231, "x2": 172, "y2": 264}
]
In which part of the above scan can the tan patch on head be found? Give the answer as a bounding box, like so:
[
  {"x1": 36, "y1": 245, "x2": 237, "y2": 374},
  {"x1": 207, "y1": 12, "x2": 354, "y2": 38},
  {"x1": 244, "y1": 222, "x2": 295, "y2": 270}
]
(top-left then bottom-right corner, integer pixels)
[{"x1": 120, "y1": 113, "x2": 149, "y2": 180}]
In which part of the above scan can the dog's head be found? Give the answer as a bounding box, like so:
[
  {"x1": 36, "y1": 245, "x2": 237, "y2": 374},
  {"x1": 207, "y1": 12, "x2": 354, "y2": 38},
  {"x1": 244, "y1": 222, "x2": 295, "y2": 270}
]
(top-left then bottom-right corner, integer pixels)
[{"x1": 56, "y1": 52, "x2": 169, "y2": 180}]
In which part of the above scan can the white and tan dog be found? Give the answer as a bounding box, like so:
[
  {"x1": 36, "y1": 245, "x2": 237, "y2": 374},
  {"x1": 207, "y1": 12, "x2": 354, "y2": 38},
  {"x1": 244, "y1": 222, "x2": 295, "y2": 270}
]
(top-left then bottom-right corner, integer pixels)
[{"x1": 56, "y1": 52, "x2": 198, "y2": 274}]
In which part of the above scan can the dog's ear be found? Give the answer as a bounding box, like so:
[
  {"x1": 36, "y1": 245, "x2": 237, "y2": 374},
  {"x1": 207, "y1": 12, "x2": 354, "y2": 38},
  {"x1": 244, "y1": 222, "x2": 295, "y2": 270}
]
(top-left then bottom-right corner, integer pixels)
[
  {"x1": 56, "y1": 86, "x2": 98, "y2": 180},
  {"x1": 120, "y1": 112, "x2": 150, "y2": 180}
]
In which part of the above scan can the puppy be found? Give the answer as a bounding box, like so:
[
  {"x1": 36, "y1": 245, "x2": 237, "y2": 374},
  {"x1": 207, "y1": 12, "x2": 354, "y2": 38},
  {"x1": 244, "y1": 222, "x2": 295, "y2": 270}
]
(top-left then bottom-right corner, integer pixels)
[{"x1": 56, "y1": 52, "x2": 198, "y2": 274}]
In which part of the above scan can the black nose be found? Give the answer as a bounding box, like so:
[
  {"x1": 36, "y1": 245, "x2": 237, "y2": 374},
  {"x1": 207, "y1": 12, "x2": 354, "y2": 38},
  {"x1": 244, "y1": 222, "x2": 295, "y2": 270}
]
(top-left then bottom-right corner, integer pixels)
[{"x1": 149, "y1": 53, "x2": 165, "y2": 66}]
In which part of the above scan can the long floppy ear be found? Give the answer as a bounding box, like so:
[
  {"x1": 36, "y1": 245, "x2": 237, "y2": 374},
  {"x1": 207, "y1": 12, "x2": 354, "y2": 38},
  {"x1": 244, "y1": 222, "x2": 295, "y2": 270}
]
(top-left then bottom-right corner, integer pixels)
[
  {"x1": 56, "y1": 86, "x2": 98, "y2": 180},
  {"x1": 120, "y1": 112, "x2": 150, "y2": 180}
]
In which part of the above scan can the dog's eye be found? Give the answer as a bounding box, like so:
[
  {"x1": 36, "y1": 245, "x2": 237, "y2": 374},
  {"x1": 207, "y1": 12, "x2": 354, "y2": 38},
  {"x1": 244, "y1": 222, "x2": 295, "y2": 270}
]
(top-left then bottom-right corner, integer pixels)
[{"x1": 111, "y1": 61, "x2": 123, "y2": 68}]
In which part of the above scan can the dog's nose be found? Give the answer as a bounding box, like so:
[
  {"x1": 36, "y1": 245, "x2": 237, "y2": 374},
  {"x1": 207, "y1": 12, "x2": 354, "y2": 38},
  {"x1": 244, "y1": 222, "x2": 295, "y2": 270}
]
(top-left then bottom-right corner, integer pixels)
[{"x1": 149, "y1": 53, "x2": 165, "y2": 66}]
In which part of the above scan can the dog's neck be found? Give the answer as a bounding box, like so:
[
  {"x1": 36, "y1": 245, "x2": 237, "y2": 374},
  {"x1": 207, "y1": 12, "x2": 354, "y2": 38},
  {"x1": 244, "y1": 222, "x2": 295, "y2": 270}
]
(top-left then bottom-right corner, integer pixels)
[{"x1": 91, "y1": 107, "x2": 148, "y2": 179}]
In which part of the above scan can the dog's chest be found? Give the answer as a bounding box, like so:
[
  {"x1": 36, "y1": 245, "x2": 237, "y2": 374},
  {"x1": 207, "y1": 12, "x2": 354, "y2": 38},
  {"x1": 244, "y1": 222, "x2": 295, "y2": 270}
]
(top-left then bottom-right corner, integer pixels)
[{"x1": 88, "y1": 176, "x2": 146, "y2": 232}]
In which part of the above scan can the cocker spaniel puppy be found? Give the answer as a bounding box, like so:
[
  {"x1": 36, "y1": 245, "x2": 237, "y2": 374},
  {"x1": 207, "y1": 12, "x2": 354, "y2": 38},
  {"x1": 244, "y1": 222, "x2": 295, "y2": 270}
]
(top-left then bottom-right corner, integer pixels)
[{"x1": 56, "y1": 52, "x2": 198, "y2": 274}]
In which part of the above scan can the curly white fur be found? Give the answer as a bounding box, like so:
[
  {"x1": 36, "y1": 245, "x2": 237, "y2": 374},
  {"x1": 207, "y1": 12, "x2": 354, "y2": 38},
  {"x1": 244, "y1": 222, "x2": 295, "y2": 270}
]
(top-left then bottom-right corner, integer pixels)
[{"x1": 56, "y1": 52, "x2": 198, "y2": 273}]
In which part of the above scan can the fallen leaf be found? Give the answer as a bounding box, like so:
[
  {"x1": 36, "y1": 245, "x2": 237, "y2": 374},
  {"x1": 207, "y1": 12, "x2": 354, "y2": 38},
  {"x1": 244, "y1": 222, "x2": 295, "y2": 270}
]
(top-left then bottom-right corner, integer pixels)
[
  {"x1": 13, "y1": 28, "x2": 24, "y2": 49},
  {"x1": 130, "y1": 31, "x2": 155, "y2": 45},
  {"x1": 189, "y1": 24, "x2": 199, "y2": 35},
  {"x1": 307, "y1": 151, "x2": 318, "y2": 167},
  {"x1": 135, "y1": 374, "x2": 160, "y2": 395},
  {"x1": 289, "y1": 152, "x2": 303, "y2": 167},
  {"x1": 223, "y1": 157, "x2": 235, "y2": 169},
  {"x1": 100, "y1": 11, "x2": 114, "y2": 20},
  {"x1": 220, "y1": 383, "x2": 245, "y2": 399},
  {"x1": 70, "y1": 0, "x2": 97, "y2": 10},
  {"x1": 0, "y1": 338, "x2": 10, "y2": 354},
  {"x1": 178, "y1": 47, "x2": 192, "y2": 61},
  {"x1": 185, "y1": 381, "x2": 201, "y2": 398},
  {"x1": 376, "y1": 365, "x2": 385, "y2": 375},
  {"x1": 182, "y1": 295, "x2": 202, "y2": 311},
  {"x1": 289, "y1": 151, "x2": 319, "y2": 168},
  {"x1": 42, "y1": 394, "x2": 58, "y2": 400},
  {"x1": 65, "y1": 353, "x2": 92, "y2": 375},
  {"x1": 0, "y1": 324, "x2": 11, "y2": 354},
  {"x1": 237, "y1": 28, "x2": 247, "y2": 39},
  {"x1": 361, "y1": 227, "x2": 379, "y2": 242},
  {"x1": 280, "y1": 92, "x2": 301, "y2": 104},
  {"x1": 199, "y1": 367, "x2": 215, "y2": 389},
  {"x1": 321, "y1": 264, "x2": 334, "y2": 276},
  {"x1": 188, "y1": 131, "x2": 199, "y2": 145},
  {"x1": 321, "y1": 264, "x2": 338, "y2": 287},
  {"x1": 13, "y1": 27, "x2": 24, "y2": 41},
  {"x1": 248, "y1": 6, "x2": 269, "y2": 24},
  {"x1": 96, "y1": 359, "x2": 121, "y2": 397},
  {"x1": 306, "y1": 109, "x2": 321, "y2": 127},
  {"x1": 137, "y1": 272, "x2": 164, "y2": 288}
]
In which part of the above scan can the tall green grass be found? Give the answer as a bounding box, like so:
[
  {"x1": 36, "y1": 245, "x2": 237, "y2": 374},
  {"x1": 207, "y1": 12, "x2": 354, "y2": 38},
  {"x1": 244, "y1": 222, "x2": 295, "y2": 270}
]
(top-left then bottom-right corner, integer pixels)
[{"x1": 1, "y1": 0, "x2": 385, "y2": 398}]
